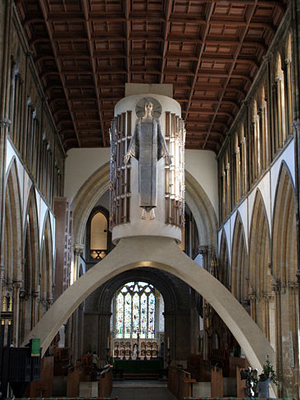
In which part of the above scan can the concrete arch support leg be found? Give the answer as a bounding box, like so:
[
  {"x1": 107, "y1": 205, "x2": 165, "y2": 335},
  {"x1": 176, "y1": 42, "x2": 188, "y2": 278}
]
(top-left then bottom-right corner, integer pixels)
[{"x1": 22, "y1": 237, "x2": 275, "y2": 375}]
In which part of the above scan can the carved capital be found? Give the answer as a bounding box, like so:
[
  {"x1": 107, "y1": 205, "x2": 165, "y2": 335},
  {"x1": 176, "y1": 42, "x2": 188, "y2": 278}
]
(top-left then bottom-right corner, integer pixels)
[
  {"x1": 74, "y1": 243, "x2": 84, "y2": 256},
  {"x1": 16, "y1": 73, "x2": 24, "y2": 85},
  {"x1": 263, "y1": 292, "x2": 274, "y2": 301},
  {"x1": 0, "y1": 265, "x2": 5, "y2": 280},
  {"x1": 47, "y1": 297, "x2": 54, "y2": 306},
  {"x1": 0, "y1": 117, "x2": 12, "y2": 128},
  {"x1": 198, "y1": 245, "x2": 209, "y2": 255},
  {"x1": 12, "y1": 281, "x2": 22, "y2": 290},
  {"x1": 285, "y1": 57, "x2": 292, "y2": 65},
  {"x1": 288, "y1": 281, "x2": 298, "y2": 291},
  {"x1": 249, "y1": 292, "x2": 257, "y2": 301},
  {"x1": 32, "y1": 290, "x2": 40, "y2": 298},
  {"x1": 292, "y1": 120, "x2": 300, "y2": 134},
  {"x1": 19, "y1": 289, "x2": 29, "y2": 300},
  {"x1": 26, "y1": 50, "x2": 35, "y2": 58},
  {"x1": 262, "y1": 54, "x2": 271, "y2": 63},
  {"x1": 242, "y1": 298, "x2": 250, "y2": 307},
  {"x1": 271, "y1": 281, "x2": 281, "y2": 292}
]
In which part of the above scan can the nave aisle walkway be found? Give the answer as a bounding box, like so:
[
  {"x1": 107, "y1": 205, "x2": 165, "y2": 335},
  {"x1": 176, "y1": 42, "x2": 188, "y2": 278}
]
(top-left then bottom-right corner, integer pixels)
[{"x1": 111, "y1": 380, "x2": 177, "y2": 400}]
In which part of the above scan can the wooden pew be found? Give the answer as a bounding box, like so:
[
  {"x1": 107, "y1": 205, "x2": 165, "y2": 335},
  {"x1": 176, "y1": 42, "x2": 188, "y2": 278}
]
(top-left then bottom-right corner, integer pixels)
[
  {"x1": 168, "y1": 366, "x2": 196, "y2": 399},
  {"x1": 12, "y1": 397, "x2": 118, "y2": 400}
]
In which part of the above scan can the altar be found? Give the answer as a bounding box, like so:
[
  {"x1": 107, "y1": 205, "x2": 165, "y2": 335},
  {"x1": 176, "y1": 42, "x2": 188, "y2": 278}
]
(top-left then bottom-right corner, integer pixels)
[{"x1": 113, "y1": 358, "x2": 164, "y2": 379}]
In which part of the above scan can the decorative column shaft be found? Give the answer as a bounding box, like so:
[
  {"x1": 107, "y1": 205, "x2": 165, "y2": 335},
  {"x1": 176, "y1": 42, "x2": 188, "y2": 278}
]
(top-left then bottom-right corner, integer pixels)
[
  {"x1": 74, "y1": 244, "x2": 84, "y2": 282},
  {"x1": 291, "y1": 0, "x2": 300, "y2": 334},
  {"x1": 98, "y1": 312, "x2": 112, "y2": 361},
  {"x1": 292, "y1": 119, "x2": 300, "y2": 332},
  {"x1": 0, "y1": 265, "x2": 5, "y2": 327},
  {"x1": 12, "y1": 281, "x2": 22, "y2": 346}
]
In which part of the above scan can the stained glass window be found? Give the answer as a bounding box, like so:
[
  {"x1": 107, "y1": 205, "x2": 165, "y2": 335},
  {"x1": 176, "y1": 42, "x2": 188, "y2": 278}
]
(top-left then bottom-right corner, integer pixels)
[{"x1": 114, "y1": 281, "x2": 158, "y2": 339}]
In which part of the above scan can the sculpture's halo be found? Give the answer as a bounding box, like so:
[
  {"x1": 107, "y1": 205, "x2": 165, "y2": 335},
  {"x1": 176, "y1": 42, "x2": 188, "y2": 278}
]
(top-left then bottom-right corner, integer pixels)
[{"x1": 135, "y1": 97, "x2": 162, "y2": 118}]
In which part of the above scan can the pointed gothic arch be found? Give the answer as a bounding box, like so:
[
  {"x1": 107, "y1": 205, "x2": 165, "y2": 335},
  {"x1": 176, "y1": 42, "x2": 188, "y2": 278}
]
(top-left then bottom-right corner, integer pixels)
[
  {"x1": 72, "y1": 162, "x2": 111, "y2": 245},
  {"x1": 249, "y1": 190, "x2": 271, "y2": 339},
  {"x1": 40, "y1": 212, "x2": 54, "y2": 318},
  {"x1": 22, "y1": 236, "x2": 276, "y2": 386},
  {"x1": 71, "y1": 163, "x2": 218, "y2": 256},
  {"x1": 231, "y1": 213, "x2": 248, "y2": 303},
  {"x1": 20, "y1": 187, "x2": 40, "y2": 342},
  {"x1": 2, "y1": 159, "x2": 22, "y2": 346},
  {"x1": 271, "y1": 162, "x2": 298, "y2": 395},
  {"x1": 218, "y1": 230, "x2": 230, "y2": 290},
  {"x1": 184, "y1": 171, "x2": 218, "y2": 246},
  {"x1": 85, "y1": 267, "x2": 188, "y2": 361},
  {"x1": 4, "y1": 158, "x2": 22, "y2": 283},
  {"x1": 272, "y1": 162, "x2": 297, "y2": 284}
]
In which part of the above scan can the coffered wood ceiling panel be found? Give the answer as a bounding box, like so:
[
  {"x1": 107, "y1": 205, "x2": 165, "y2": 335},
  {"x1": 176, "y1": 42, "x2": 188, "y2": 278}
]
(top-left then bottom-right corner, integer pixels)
[{"x1": 16, "y1": 0, "x2": 289, "y2": 153}]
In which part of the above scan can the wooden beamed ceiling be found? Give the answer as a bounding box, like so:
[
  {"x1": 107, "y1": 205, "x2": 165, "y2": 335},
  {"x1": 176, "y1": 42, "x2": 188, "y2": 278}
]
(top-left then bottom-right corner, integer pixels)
[{"x1": 16, "y1": 0, "x2": 289, "y2": 153}]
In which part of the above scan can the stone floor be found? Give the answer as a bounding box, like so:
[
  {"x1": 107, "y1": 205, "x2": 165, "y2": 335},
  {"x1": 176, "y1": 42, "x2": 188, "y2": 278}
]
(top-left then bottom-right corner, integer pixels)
[{"x1": 111, "y1": 380, "x2": 177, "y2": 400}]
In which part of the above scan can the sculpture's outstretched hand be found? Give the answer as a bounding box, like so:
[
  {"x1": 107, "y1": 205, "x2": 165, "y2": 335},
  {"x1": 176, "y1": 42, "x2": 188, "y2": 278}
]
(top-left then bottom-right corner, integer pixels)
[
  {"x1": 165, "y1": 154, "x2": 172, "y2": 165},
  {"x1": 124, "y1": 153, "x2": 130, "y2": 164}
]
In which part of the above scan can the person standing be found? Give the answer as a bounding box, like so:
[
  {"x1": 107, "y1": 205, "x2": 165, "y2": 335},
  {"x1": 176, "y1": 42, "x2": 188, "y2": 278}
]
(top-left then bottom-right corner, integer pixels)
[
  {"x1": 92, "y1": 351, "x2": 99, "y2": 370},
  {"x1": 256, "y1": 372, "x2": 271, "y2": 398}
]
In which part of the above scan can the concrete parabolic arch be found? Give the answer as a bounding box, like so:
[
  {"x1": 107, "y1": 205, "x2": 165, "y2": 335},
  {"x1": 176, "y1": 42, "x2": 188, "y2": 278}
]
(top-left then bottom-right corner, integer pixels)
[{"x1": 22, "y1": 235, "x2": 275, "y2": 378}]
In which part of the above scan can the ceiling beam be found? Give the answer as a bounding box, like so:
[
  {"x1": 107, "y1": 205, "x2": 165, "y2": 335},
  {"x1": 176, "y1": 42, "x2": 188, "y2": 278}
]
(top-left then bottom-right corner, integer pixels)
[
  {"x1": 124, "y1": 0, "x2": 131, "y2": 83},
  {"x1": 35, "y1": 0, "x2": 82, "y2": 147},
  {"x1": 202, "y1": 0, "x2": 259, "y2": 149},
  {"x1": 80, "y1": 0, "x2": 106, "y2": 146},
  {"x1": 160, "y1": 0, "x2": 173, "y2": 84}
]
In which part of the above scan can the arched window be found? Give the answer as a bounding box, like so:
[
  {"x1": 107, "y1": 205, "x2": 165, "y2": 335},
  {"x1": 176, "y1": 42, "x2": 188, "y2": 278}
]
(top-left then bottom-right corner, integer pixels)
[
  {"x1": 114, "y1": 281, "x2": 162, "y2": 339},
  {"x1": 90, "y1": 210, "x2": 108, "y2": 260}
]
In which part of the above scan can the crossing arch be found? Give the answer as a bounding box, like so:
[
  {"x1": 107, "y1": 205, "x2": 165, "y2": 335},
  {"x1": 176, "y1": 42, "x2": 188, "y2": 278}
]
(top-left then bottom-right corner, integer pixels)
[{"x1": 22, "y1": 235, "x2": 275, "y2": 379}]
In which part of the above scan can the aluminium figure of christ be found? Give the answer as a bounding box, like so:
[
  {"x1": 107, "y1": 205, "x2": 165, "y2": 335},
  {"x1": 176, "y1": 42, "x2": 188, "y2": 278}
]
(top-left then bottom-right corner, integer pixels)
[{"x1": 124, "y1": 100, "x2": 171, "y2": 219}]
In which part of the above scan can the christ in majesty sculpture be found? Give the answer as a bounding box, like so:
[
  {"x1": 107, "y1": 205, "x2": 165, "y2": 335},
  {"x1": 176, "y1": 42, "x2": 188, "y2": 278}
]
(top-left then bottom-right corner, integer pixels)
[{"x1": 124, "y1": 101, "x2": 171, "y2": 219}]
